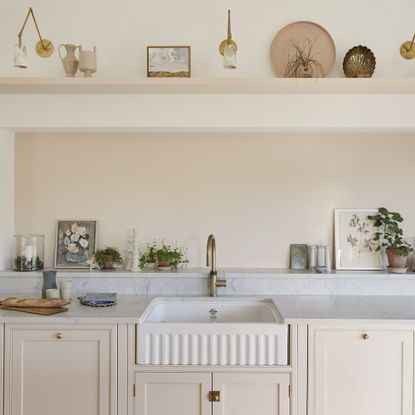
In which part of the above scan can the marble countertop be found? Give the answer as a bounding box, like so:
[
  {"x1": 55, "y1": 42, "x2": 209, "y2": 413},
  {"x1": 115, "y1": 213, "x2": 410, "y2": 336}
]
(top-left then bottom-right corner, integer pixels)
[
  {"x1": 1, "y1": 294, "x2": 415, "y2": 324},
  {"x1": 0, "y1": 295, "x2": 152, "y2": 324},
  {"x1": 272, "y1": 295, "x2": 415, "y2": 324}
]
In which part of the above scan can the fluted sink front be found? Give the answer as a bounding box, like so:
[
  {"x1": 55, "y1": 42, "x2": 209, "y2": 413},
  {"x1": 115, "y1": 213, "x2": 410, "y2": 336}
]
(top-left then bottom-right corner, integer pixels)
[{"x1": 136, "y1": 297, "x2": 288, "y2": 366}]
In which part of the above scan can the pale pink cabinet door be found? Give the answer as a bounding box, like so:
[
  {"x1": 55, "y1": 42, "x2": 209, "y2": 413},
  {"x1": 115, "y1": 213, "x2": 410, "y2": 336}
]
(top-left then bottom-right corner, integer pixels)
[
  {"x1": 309, "y1": 327, "x2": 413, "y2": 415},
  {"x1": 0, "y1": 324, "x2": 3, "y2": 415},
  {"x1": 4, "y1": 324, "x2": 117, "y2": 415},
  {"x1": 134, "y1": 372, "x2": 211, "y2": 415},
  {"x1": 213, "y1": 373, "x2": 290, "y2": 415}
]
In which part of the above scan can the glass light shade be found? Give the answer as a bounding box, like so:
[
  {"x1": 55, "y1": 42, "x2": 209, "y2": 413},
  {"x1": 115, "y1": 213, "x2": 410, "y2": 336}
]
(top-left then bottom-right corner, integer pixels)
[
  {"x1": 13, "y1": 235, "x2": 45, "y2": 271},
  {"x1": 14, "y1": 44, "x2": 28, "y2": 68},
  {"x1": 223, "y1": 43, "x2": 237, "y2": 69}
]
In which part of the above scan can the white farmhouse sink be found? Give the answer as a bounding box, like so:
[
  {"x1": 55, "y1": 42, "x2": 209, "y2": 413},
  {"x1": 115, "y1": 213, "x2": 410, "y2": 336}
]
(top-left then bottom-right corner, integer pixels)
[{"x1": 136, "y1": 297, "x2": 288, "y2": 366}]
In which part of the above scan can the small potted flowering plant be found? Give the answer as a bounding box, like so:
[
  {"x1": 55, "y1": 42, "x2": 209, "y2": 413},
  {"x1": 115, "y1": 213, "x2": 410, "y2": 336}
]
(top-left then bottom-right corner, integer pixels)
[
  {"x1": 94, "y1": 246, "x2": 123, "y2": 270},
  {"x1": 155, "y1": 242, "x2": 189, "y2": 271}
]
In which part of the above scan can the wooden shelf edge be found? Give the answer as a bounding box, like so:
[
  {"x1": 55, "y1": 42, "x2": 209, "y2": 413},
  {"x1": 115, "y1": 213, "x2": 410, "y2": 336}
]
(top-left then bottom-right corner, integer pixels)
[{"x1": 0, "y1": 77, "x2": 415, "y2": 94}]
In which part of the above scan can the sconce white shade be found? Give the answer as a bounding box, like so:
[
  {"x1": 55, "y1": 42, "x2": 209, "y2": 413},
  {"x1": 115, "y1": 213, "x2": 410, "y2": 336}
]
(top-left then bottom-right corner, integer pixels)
[
  {"x1": 223, "y1": 43, "x2": 237, "y2": 69},
  {"x1": 14, "y1": 44, "x2": 28, "y2": 68}
]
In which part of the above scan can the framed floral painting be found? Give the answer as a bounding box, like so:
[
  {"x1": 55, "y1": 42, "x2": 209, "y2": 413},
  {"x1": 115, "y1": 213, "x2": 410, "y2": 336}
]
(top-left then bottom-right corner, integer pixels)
[
  {"x1": 54, "y1": 220, "x2": 96, "y2": 268},
  {"x1": 334, "y1": 209, "x2": 382, "y2": 270}
]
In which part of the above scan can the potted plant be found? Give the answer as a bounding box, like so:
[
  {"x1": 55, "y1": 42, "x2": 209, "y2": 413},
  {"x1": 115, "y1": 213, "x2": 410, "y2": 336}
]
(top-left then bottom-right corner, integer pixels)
[
  {"x1": 284, "y1": 39, "x2": 324, "y2": 78},
  {"x1": 368, "y1": 207, "x2": 413, "y2": 273},
  {"x1": 139, "y1": 240, "x2": 158, "y2": 269},
  {"x1": 155, "y1": 242, "x2": 189, "y2": 271},
  {"x1": 94, "y1": 246, "x2": 123, "y2": 270}
]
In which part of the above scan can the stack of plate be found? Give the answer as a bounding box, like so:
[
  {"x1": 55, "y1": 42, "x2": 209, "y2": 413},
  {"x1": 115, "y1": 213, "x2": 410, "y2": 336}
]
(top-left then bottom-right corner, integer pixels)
[{"x1": 79, "y1": 293, "x2": 117, "y2": 307}]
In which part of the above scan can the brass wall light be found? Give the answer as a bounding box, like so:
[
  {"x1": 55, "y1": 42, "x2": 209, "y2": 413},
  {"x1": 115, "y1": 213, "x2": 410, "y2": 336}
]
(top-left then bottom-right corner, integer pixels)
[
  {"x1": 219, "y1": 10, "x2": 238, "y2": 69},
  {"x1": 14, "y1": 7, "x2": 54, "y2": 68},
  {"x1": 400, "y1": 33, "x2": 415, "y2": 59}
]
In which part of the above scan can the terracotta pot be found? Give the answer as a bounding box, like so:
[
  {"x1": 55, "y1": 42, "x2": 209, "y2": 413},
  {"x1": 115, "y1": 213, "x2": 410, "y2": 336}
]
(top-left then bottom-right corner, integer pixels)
[
  {"x1": 158, "y1": 260, "x2": 171, "y2": 271},
  {"x1": 102, "y1": 258, "x2": 114, "y2": 270},
  {"x1": 386, "y1": 248, "x2": 408, "y2": 269}
]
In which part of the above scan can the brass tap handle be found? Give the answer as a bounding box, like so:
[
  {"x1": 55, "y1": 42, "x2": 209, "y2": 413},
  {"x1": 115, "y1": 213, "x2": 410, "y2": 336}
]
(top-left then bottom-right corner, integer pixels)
[{"x1": 216, "y1": 279, "x2": 226, "y2": 288}]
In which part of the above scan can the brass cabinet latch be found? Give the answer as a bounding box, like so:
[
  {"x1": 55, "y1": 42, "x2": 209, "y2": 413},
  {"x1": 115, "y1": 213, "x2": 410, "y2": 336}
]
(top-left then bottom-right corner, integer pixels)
[{"x1": 208, "y1": 391, "x2": 221, "y2": 402}]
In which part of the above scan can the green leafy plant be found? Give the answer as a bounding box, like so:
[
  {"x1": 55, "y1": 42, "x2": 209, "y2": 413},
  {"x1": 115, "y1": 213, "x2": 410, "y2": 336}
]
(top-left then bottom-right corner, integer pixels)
[
  {"x1": 368, "y1": 207, "x2": 413, "y2": 256},
  {"x1": 284, "y1": 39, "x2": 324, "y2": 78},
  {"x1": 139, "y1": 240, "x2": 158, "y2": 268},
  {"x1": 94, "y1": 246, "x2": 123, "y2": 268},
  {"x1": 140, "y1": 240, "x2": 189, "y2": 269},
  {"x1": 156, "y1": 242, "x2": 189, "y2": 269}
]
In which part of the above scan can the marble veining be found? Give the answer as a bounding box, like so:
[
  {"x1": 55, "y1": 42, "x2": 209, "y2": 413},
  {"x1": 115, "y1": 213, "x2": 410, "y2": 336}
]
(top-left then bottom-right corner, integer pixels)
[{"x1": 1, "y1": 269, "x2": 415, "y2": 297}]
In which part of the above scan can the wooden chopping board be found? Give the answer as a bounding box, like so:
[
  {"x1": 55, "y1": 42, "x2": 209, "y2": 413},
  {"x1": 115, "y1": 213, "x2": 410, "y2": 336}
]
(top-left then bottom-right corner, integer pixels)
[{"x1": 1, "y1": 306, "x2": 68, "y2": 315}]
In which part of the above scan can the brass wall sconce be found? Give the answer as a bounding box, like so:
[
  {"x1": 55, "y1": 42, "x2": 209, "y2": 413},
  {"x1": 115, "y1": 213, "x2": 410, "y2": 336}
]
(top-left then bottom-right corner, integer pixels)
[
  {"x1": 400, "y1": 33, "x2": 415, "y2": 59},
  {"x1": 14, "y1": 7, "x2": 54, "y2": 68},
  {"x1": 219, "y1": 10, "x2": 238, "y2": 69}
]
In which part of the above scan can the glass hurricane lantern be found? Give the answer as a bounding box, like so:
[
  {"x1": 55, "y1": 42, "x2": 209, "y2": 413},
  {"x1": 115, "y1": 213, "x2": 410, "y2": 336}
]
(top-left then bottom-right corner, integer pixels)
[{"x1": 13, "y1": 234, "x2": 45, "y2": 271}]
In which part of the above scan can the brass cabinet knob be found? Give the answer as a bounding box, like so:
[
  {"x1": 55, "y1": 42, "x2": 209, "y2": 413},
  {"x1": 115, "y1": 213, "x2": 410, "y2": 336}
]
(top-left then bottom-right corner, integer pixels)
[
  {"x1": 56, "y1": 332, "x2": 63, "y2": 339},
  {"x1": 208, "y1": 391, "x2": 221, "y2": 402},
  {"x1": 361, "y1": 333, "x2": 369, "y2": 340}
]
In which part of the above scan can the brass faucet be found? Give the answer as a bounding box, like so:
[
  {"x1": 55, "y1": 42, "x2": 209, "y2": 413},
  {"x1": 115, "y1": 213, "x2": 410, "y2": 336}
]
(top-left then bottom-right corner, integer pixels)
[{"x1": 206, "y1": 234, "x2": 226, "y2": 297}]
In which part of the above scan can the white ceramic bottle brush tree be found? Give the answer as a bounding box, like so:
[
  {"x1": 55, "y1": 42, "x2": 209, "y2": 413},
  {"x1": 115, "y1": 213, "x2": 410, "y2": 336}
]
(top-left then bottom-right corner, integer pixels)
[{"x1": 127, "y1": 228, "x2": 141, "y2": 272}]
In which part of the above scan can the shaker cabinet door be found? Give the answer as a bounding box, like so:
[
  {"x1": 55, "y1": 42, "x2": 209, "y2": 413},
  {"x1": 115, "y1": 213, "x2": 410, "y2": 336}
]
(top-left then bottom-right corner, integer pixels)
[
  {"x1": 308, "y1": 326, "x2": 413, "y2": 415},
  {"x1": 4, "y1": 324, "x2": 117, "y2": 415},
  {"x1": 212, "y1": 373, "x2": 290, "y2": 415},
  {"x1": 0, "y1": 324, "x2": 3, "y2": 415},
  {"x1": 134, "y1": 372, "x2": 211, "y2": 415}
]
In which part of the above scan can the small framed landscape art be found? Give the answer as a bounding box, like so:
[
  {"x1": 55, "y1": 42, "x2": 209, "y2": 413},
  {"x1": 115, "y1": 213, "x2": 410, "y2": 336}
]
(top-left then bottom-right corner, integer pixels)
[
  {"x1": 334, "y1": 209, "x2": 382, "y2": 270},
  {"x1": 147, "y1": 46, "x2": 191, "y2": 78},
  {"x1": 55, "y1": 220, "x2": 96, "y2": 268}
]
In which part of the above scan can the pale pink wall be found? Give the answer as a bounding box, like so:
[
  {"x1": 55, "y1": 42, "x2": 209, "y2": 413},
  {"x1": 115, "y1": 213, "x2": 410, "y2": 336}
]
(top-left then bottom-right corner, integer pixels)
[
  {"x1": 14, "y1": 133, "x2": 415, "y2": 268},
  {"x1": 1, "y1": 0, "x2": 415, "y2": 77},
  {"x1": 0, "y1": 130, "x2": 14, "y2": 270}
]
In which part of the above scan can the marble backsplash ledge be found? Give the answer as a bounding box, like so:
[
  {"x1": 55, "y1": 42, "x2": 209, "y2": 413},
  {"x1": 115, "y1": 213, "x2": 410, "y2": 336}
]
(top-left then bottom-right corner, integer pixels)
[{"x1": 1, "y1": 269, "x2": 415, "y2": 296}]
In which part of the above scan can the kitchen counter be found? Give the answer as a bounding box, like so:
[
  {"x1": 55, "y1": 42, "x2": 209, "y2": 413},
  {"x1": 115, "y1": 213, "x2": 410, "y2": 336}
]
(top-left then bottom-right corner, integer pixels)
[
  {"x1": 0, "y1": 295, "x2": 151, "y2": 324},
  {"x1": 272, "y1": 295, "x2": 415, "y2": 324},
  {"x1": 1, "y1": 294, "x2": 415, "y2": 324}
]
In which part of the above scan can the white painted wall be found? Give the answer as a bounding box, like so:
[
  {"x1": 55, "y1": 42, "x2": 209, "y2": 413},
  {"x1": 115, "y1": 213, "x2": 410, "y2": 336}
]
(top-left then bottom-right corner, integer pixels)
[
  {"x1": 14, "y1": 133, "x2": 415, "y2": 268},
  {"x1": 0, "y1": 130, "x2": 14, "y2": 270},
  {"x1": 1, "y1": 0, "x2": 415, "y2": 78}
]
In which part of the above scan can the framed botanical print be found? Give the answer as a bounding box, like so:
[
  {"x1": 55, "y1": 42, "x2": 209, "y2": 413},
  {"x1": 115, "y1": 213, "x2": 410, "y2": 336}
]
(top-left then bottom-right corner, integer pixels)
[
  {"x1": 54, "y1": 220, "x2": 96, "y2": 268},
  {"x1": 334, "y1": 209, "x2": 382, "y2": 270}
]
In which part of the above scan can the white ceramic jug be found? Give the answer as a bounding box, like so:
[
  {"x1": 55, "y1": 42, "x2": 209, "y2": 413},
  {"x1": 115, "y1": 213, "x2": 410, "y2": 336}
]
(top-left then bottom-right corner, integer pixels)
[{"x1": 59, "y1": 44, "x2": 79, "y2": 77}]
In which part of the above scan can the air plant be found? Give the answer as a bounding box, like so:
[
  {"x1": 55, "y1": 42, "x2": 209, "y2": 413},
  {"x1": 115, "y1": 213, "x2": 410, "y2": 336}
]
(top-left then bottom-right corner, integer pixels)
[{"x1": 284, "y1": 39, "x2": 324, "y2": 78}]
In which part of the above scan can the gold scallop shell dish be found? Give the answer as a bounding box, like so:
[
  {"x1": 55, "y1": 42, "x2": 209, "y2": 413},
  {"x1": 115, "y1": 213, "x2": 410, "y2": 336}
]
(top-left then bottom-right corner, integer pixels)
[{"x1": 343, "y1": 45, "x2": 376, "y2": 78}]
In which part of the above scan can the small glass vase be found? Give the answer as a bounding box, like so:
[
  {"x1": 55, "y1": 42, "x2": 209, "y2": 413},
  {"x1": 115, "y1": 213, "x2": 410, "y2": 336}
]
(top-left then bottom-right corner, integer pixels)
[{"x1": 13, "y1": 235, "x2": 45, "y2": 271}]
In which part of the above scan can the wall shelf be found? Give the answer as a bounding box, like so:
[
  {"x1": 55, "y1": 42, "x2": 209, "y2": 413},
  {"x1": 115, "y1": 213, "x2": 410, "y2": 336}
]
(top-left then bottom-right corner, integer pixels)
[
  {"x1": 0, "y1": 77, "x2": 415, "y2": 95},
  {"x1": 0, "y1": 77, "x2": 414, "y2": 133}
]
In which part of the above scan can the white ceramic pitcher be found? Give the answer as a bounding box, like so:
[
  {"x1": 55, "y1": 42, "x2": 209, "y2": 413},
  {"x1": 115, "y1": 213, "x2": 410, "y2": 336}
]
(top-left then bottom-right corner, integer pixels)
[{"x1": 59, "y1": 44, "x2": 79, "y2": 77}]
